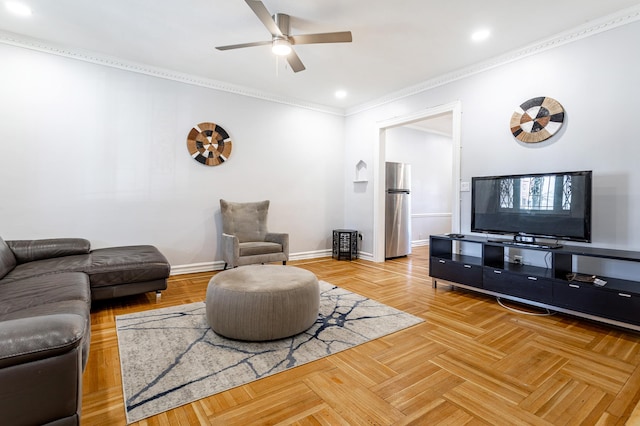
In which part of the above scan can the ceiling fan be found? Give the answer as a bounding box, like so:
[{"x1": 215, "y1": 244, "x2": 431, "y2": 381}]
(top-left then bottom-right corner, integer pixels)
[{"x1": 215, "y1": 0, "x2": 352, "y2": 72}]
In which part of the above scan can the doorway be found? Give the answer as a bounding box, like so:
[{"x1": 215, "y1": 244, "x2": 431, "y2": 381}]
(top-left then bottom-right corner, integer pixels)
[{"x1": 373, "y1": 101, "x2": 462, "y2": 262}]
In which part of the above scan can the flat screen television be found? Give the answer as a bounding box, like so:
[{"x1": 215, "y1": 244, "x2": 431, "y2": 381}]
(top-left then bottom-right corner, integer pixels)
[{"x1": 471, "y1": 170, "x2": 592, "y2": 245}]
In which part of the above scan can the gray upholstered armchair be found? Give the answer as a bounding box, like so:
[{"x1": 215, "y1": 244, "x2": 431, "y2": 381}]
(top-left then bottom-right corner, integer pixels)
[{"x1": 220, "y1": 199, "x2": 289, "y2": 269}]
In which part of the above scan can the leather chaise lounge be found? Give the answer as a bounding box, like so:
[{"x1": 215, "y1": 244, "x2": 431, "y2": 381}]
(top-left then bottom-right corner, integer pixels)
[{"x1": 0, "y1": 236, "x2": 170, "y2": 426}]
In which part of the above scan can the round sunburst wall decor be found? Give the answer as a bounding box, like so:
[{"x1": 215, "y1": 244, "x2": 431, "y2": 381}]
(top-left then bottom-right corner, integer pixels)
[
  {"x1": 186, "y1": 122, "x2": 232, "y2": 166},
  {"x1": 510, "y1": 97, "x2": 565, "y2": 143}
]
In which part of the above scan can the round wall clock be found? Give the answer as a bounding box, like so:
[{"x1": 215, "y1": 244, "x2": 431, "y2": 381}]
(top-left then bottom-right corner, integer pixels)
[
  {"x1": 186, "y1": 122, "x2": 232, "y2": 166},
  {"x1": 510, "y1": 97, "x2": 565, "y2": 143}
]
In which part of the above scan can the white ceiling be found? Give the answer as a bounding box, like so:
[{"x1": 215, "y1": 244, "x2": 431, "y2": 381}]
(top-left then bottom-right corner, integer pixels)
[
  {"x1": 409, "y1": 113, "x2": 454, "y2": 137},
  {"x1": 1, "y1": 0, "x2": 640, "y2": 112}
]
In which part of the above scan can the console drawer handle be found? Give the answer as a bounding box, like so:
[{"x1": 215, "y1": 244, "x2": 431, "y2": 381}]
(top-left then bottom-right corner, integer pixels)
[
  {"x1": 619, "y1": 293, "x2": 632, "y2": 298},
  {"x1": 527, "y1": 277, "x2": 538, "y2": 281},
  {"x1": 464, "y1": 264, "x2": 472, "y2": 269},
  {"x1": 439, "y1": 259, "x2": 446, "y2": 264},
  {"x1": 569, "y1": 284, "x2": 580, "y2": 289}
]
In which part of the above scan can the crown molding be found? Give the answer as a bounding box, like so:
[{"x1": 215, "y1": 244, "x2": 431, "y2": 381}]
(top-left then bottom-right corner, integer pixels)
[
  {"x1": 1, "y1": 4, "x2": 639, "y2": 118},
  {"x1": 346, "y1": 4, "x2": 640, "y2": 116},
  {"x1": 0, "y1": 30, "x2": 344, "y2": 117}
]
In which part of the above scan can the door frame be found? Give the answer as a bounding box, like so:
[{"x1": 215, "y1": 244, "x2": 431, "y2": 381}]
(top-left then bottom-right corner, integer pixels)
[{"x1": 373, "y1": 100, "x2": 462, "y2": 262}]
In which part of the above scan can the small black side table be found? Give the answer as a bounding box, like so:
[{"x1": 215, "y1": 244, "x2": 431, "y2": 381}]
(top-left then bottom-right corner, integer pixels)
[{"x1": 332, "y1": 229, "x2": 358, "y2": 261}]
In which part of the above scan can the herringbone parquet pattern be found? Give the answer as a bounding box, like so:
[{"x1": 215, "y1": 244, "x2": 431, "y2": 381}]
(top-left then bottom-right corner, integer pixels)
[{"x1": 82, "y1": 247, "x2": 640, "y2": 425}]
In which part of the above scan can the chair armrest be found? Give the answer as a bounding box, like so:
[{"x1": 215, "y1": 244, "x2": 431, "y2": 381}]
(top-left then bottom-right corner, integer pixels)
[
  {"x1": 265, "y1": 233, "x2": 289, "y2": 257},
  {"x1": 7, "y1": 238, "x2": 91, "y2": 264},
  {"x1": 0, "y1": 314, "x2": 86, "y2": 369},
  {"x1": 221, "y1": 233, "x2": 240, "y2": 266}
]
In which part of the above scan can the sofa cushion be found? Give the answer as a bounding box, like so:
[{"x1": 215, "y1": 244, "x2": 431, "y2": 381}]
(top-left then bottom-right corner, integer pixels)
[
  {"x1": 0, "y1": 272, "x2": 91, "y2": 317},
  {"x1": 0, "y1": 237, "x2": 17, "y2": 280},
  {"x1": 0, "y1": 272, "x2": 91, "y2": 370},
  {"x1": 7, "y1": 238, "x2": 90, "y2": 264},
  {"x1": 88, "y1": 245, "x2": 170, "y2": 288},
  {"x1": 0, "y1": 254, "x2": 91, "y2": 284}
]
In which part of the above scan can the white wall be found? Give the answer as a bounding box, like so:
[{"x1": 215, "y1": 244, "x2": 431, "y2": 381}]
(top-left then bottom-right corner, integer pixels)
[
  {"x1": 0, "y1": 44, "x2": 346, "y2": 269},
  {"x1": 385, "y1": 126, "x2": 452, "y2": 242},
  {"x1": 2, "y1": 18, "x2": 639, "y2": 271},
  {"x1": 345, "y1": 20, "x2": 640, "y2": 254}
]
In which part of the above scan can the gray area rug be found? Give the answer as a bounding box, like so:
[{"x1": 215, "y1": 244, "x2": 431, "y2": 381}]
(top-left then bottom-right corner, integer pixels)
[{"x1": 116, "y1": 281, "x2": 423, "y2": 423}]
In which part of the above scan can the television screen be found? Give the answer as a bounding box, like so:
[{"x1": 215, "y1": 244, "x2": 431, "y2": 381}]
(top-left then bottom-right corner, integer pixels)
[{"x1": 471, "y1": 170, "x2": 592, "y2": 242}]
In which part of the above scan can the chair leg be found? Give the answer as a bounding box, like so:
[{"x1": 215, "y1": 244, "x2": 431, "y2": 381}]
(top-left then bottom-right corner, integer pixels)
[
  {"x1": 155, "y1": 291, "x2": 162, "y2": 302},
  {"x1": 283, "y1": 261, "x2": 287, "y2": 265},
  {"x1": 223, "y1": 263, "x2": 228, "y2": 270}
]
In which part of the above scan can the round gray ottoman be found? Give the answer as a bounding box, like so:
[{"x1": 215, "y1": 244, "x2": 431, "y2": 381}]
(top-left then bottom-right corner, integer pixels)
[{"x1": 206, "y1": 264, "x2": 319, "y2": 341}]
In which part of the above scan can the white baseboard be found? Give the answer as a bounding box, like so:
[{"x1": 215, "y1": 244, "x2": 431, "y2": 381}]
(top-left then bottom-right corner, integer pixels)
[
  {"x1": 357, "y1": 251, "x2": 374, "y2": 261},
  {"x1": 290, "y1": 249, "x2": 332, "y2": 261},
  {"x1": 170, "y1": 249, "x2": 333, "y2": 276},
  {"x1": 169, "y1": 261, "x2": 221, "y2": 275},
  {"x1": 412, "y1": 239, "x2": 429, "y2": 247},
  {"x1": 169, "y1": 246, "x2": 428, "y2": 275}
]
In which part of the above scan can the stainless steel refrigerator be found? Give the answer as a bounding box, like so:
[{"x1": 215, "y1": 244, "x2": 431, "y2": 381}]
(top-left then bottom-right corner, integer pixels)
[{"x1": 385, "y1": 162, "x2": 411, "y2": 258}]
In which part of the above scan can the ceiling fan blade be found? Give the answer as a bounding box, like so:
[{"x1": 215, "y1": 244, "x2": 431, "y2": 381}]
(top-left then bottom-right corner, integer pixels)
[
  {"x1": 215, "y1": 40, "x2": 271, "y2": 51},
  {"x1": 286, "y1": 50, "x2": 306, "y2": 73},
  {"x1": 244, "y1": 0, "x2": 282, "y2": 36},
  {"x1": 290, "y1": 31, "x2": 352, "y2": 45}
]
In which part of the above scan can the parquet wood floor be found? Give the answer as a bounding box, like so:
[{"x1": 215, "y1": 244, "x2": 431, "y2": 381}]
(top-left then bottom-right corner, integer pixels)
[{"x1": 82, "y1": 246, "x2": 640, "y2": 425}]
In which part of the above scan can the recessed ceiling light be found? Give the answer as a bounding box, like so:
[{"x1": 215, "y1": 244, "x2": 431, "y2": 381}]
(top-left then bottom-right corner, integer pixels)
[
  {"x1": 335, "y1": 90, "x2": 347, "y2": 99},
  {"x1": 471, "y1": 29, "x2": 491, "y2": 42},
  {"x1": 5, "y1": 1, "x2": 32, "y2": 16}
]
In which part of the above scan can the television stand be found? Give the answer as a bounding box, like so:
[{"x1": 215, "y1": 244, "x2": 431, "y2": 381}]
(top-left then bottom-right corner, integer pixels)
[{"x1": 429, "y1": 234, "x2": 640, "y2": 331}]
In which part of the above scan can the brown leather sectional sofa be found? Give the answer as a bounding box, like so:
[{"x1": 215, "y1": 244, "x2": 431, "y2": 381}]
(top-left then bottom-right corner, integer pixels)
[{"x1": 0, "y1": 237, "x2": 170, "y2": 425}]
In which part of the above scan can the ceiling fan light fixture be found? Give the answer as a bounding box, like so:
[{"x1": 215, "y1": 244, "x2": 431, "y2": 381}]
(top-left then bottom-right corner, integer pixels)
[
  {"x1": 272, "y1": 38, "x2": 292, "y2": 56},
  {"x1": 215, "y1": 1, "x2": 352, "y2": 72}
]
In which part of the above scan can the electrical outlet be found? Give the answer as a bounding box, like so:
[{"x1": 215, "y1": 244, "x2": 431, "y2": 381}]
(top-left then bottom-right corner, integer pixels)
[{"x1": 514, "y1": 255, "x2": 523, "y2": 264}]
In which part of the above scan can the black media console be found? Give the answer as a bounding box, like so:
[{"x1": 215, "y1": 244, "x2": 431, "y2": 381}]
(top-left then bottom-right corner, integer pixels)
[{"x1": 429, "y1": 234, "x2": 640, "y2": 331}]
